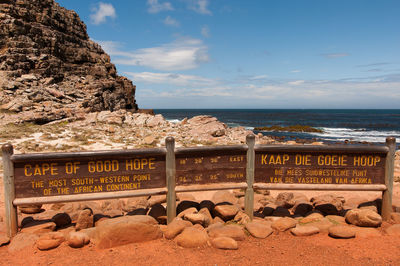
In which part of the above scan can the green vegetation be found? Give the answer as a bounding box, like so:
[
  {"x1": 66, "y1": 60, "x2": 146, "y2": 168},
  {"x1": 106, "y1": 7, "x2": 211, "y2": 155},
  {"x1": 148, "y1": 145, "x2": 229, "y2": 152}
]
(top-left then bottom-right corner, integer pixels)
[{"x1": 254, "y1": 125, "x2": 323, "y2": 133}]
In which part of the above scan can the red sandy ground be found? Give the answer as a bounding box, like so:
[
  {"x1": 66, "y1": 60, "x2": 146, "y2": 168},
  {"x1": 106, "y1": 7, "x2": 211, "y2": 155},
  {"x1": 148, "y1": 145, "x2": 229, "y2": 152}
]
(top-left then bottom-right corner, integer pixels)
[
  {"x1": 0, "y1": 186, "x2": 399, "y2": 265},
  {"x1": 0, "y1": 223, "x2": 400, "y2": 266}
]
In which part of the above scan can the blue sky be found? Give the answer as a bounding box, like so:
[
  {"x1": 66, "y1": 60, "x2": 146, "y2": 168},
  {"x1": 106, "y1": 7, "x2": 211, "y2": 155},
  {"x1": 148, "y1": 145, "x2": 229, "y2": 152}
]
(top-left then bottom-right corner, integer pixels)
[{"x1": 56, "y1": 0, "x2": 400, "y2": 109}]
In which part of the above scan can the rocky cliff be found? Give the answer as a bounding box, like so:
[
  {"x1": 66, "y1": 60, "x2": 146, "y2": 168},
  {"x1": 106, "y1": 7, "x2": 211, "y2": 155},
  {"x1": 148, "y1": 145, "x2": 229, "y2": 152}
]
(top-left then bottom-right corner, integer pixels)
[{"x1": 0, "y1": 0, "x2": 138, "y2": 124}]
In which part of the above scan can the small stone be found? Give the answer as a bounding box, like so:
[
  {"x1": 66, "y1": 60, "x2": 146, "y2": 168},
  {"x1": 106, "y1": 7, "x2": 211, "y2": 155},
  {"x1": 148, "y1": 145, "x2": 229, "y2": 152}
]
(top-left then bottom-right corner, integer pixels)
[
  {"x1": 164, "y1": 219, "x2": 192, "y2": 240},
  {"x1": 345, "y1": 208, "x2": 382, "y2": 227},
  {"x1": 214, "y1": 204, "x2": 239, "y2": 221},
  {"x1": 234, "y1": 211, "x2": 251, "y2": 225},
  {"x1": 212, "y1": 191, "x2": 238, "y2": 205},
  {"x1": 144, "y1": 135, "x2": 156, "y2": 145},
  {"x1": 328, "y1": 225, "x2": 356, "y2": 239},
  {"x1": 290, "y1": 225, "x2": 320, "y2": 236},
  {"x1": 208, "y1": 224, "x2": 246, "y2": 241},
  {"x1": 271, "y1": 217, "x2": 297, "y2": 232},
  {"x1": 177, "y1": 207, "x2": 198, "y2": 219},
  {"x1": 198, "y1": 208, "x2": 213, "y2": 227},
  {"x1": 245, "y1": 221, "x2": 273, "y2": 238},
  {"x1": 300, "y1": 212, "x2": 324, "y2": 224},
  {"x1": 211, "y1": 237, "x2": 238, "y2": 250},
  {"x1": 175, "y1": 227, "x2": 209, "y2": 248},
  {"x1": 67, "y1": 231, "x2": 90, "y2": 248},
  {"x1": 75, "y1": 209, "x2": 94, "y2": 230},
  {"x1": 36, "y1": 232, "x2": 65, "y2": 250},
  {"x1": 21, "y1": 222, "x2": 56, "y2": 235},
  {"x1": 184, "y1": 213, "x2": 206, "y2": 226},
  {"x1": 19, "y1": 204, "x2": 42, "y2": 214}
]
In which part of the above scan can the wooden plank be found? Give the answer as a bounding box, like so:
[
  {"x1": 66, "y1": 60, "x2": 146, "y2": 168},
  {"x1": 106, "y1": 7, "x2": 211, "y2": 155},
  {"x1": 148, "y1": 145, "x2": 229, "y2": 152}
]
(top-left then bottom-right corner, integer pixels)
[
  {"x1": 382, "y1": 137, "x2": 396, "y2": 221},
  {"x1": 1, "y1": 144, "x2": 18, "y2": 237},
  {"x1": 254, "y1": 183, "x2": 387, "y2": 191},
  {"x1": 166, "y1": 137, "x2": 176, "y2": 224},
  {"x1": 245, "y1": 134, "x2": 255, "y2": 219},
  {"x1": 255, "y1": 151, "x2": 386, "y2": 185},
  {"x1": 13, "y1": 187, "x2": 167, "y2": 205},
  {"x1": 175, "y1": 148, "x2": 247, "y2": 186},
  {"x1": 13, "y1": 154, "x2": 166, "y2": 198}
]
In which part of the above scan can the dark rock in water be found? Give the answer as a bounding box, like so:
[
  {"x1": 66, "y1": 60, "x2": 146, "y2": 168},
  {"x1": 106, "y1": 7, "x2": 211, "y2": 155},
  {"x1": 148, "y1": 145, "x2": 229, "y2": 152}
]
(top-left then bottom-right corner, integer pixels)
[
  {"x1": 0, "y1": 0, "x2": 138, "y2": 123},
  {"x1": 177, "y1": 200, "x2": 200, "y2": 214}
]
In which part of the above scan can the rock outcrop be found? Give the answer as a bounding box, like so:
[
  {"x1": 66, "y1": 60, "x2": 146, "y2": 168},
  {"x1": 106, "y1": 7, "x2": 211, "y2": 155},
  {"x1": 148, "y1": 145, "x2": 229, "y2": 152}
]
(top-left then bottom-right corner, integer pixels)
[{"x1": 0, "y1": 0, "x2": 138, "y2": 124}]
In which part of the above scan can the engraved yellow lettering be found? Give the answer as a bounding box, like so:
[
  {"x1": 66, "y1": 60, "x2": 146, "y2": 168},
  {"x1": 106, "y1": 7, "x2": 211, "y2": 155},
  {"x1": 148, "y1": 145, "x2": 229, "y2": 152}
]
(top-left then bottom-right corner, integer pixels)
[{"x1": 24, "y1": 164, "x2": 32, "y2": 176}]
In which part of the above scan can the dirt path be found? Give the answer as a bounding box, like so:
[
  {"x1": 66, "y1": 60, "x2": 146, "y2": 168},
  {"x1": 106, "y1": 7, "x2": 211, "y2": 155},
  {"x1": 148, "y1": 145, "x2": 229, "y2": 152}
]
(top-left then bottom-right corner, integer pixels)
[{"x1": 1, "y1": 231, "x2": 400, "y2": 266}]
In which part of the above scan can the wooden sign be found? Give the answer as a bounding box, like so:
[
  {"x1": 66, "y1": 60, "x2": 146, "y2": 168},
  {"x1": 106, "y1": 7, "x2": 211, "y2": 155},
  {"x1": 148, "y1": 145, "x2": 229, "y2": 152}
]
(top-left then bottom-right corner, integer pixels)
[
  {"x1": 175, "y1": 147, "x2": 247, "y2": 186},
  {"x1": 13, "y1": 153, "x2": 166, "y2": 198},
  {"x1": 255, "y1": 151, "x2": 386, "y2": 185}
]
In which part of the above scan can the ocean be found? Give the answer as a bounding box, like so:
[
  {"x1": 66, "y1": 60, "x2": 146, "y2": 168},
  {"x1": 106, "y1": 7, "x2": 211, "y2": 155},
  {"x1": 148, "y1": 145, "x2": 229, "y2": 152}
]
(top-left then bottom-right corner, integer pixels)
[{"x1": 154, "y1": 109, "x2": 400, "y2": 146}]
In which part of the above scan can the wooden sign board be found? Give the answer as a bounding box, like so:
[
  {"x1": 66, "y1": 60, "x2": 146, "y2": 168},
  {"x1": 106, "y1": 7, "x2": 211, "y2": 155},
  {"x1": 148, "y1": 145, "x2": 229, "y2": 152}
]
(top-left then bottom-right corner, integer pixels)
[
  {"x1": 175, "y1": 149, "x2": 246, "y2": 186},
  {"x1": 255, "y1": 151, "x2": 386, "y2": 185},
  {"x1": 13, "y1": 154, "x2": 166, "y2": 198}
]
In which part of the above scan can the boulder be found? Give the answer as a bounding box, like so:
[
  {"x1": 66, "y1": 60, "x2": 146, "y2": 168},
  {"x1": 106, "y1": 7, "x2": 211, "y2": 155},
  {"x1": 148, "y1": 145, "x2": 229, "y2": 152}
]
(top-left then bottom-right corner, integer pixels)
[
  {"x1": 233, "y1": 211, "x2": 251, "y2": 225},
  {"x1": 8, "y1": 233, "x2": 39, "y2": 252},
  {"x1": 214, "y1": 204, "x2": 239, "y2": 221},
  {"x1": 177, "y1": 207, "x2": 198, "y2": 219},
  {"x1": 212, "y1": 191, "x2": 238, "y2": 205},
  {"x1": 211, "y1": 237, "x2": 238, "y2": 250},
  {"x1": 75, "y1": 209, "x2": 94, "y2": 230},
  {"x1": 164, "y1": 219, "x2": 192, "y2": 240},
  {"x1": 208, "y1": 224, "x2": 246, "y2": 241},
  {"x1": 198, "y1": 208, "x2": 213, "y2": 227},
  {"x1": 52, "y1": 212, "x2": 72, "y2": 228},
  {"x1": 148, "y1": 195, "x2": 167, "y2": 207},
  {"x1": 305, "y1": 217, "x2": 336, "y2": 233},
  {"x1": 245, "y1": 221, "x2": 273, "y2": 238},
  {"x1": 293, "y1": 201, "x2": 313, "y2": 216},
  {"x1": 67, "y1": 231, "x2": 90, "y2": 248},
  {"x1": 271, "y1": 217, "x2": 297, "y2": 232},
  {"x1": 94, "y1": 215, "x2": 162, "y2": 248},
  {"x1": 311, "y1": 194, "x2": 344, "y2": 215},
  {"x1": 325, "y1": 215, "x2": 346, "y2": 225},
  {"x1": 345, "y1": 208, "x2": 382, "y2": 227},
  {"x1": 385, "y1": 224, "x2": 400, "y2": 236},
  {"x1": 123, "y1": 197, "x2": 149, "y2": 212},
  {"x1": 328, "y1": 225, "x2": 356, "y2": 239},
  {"x1": 199, "y1": 200, "x2": 215, "y2": 213},
  {"x1": 36, "y1": 232, "x2": 65, "y2": 250},
  {"x1": 177, "y1": 201, "x2": 199, "y2": 215},
  {"x1": 184, "y1": 213, "x2": 207, "y2": 226},
  {"x1": 0, "y1": 234, "x2": 10, "y2": 246},
  {"x1": 148, "y1": 203, "x2": 166, "y2": 222},
  {"x1": 290, "y1": 225, "x2": 320, "y2": 236},
  {"x1": 21, "y1": 221, "x2": 56, "y2": 235},
  {"x1": 175, "y1": 227, "x2": 209, "y2": 248},
  {"x1": 275, "y1": 192, "x2": 295, "y2": 208},
  {"x1": 299, "y1": 212, "x2": 324, "y2": 224},
  {"x1": 272, "y1": 206, "x2": 291, "y2": 217}
]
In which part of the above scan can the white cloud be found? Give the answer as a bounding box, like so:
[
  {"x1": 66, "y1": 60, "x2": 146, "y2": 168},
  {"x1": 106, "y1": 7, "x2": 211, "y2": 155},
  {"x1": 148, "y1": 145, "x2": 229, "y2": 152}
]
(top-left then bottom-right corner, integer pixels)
[
  {"x1": 249, "y1": 74, "x2": 268, "y2": 80},
  {"x1": 201, "y1": 25, "x2": 210, "y2": 38},
  {"x1": 125, "y1": 72, "x2": 217, "y2": 87},
  {"x1": 186, "y1": 0, "x2": 212, "y2": 15},
  {"x1": 98, "y1": 37, "x2": 209, "y2": 71},
  {"x1": 288, "y1": 80, "x2": 305, "y2": 85},
  {"x1": 90, "y1": 2, "x2": 116, "y2": 25},
  {"x1": 163, "y1": 16, "x2": 180, "y2": 27},
  {"x1": 147, "y1": 0, "x2": 174, "y2": 13}
]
